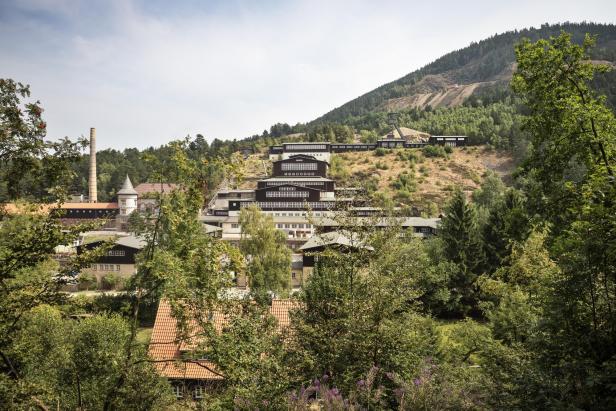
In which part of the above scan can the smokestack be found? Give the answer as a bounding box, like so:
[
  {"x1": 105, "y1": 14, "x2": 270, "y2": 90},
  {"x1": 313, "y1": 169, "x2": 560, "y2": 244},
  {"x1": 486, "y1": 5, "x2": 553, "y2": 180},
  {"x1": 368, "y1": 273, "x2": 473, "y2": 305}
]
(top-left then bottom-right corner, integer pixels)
[{"x1": 89, "y1": 127, "x2": 97, "y2": 203}]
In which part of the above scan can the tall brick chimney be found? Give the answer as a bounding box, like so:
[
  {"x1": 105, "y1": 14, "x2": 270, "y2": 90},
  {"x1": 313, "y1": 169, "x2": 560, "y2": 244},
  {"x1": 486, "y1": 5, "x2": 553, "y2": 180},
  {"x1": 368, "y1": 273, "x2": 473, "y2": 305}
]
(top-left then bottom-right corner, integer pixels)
[{"x1": 89, "y1": 127, "x2": 97, "y2": 203}]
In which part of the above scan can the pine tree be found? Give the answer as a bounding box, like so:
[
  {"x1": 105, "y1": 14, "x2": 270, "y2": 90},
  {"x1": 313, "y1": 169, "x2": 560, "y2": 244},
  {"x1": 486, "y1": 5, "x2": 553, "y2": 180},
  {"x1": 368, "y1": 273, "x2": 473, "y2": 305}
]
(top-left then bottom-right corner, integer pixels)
[{"x1": 439, "y1": 189, "x2": 485, "y2": 314}]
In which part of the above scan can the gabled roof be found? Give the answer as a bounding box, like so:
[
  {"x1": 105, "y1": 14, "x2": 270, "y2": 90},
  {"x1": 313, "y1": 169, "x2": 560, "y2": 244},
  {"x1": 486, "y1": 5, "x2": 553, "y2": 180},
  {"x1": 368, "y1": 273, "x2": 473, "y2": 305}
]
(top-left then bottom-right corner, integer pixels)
[
  {"x1": 299, "y1": 230, "x2": 373, "y2": 251},
  {"x1": 115, "y1": 235, "x2": 147, "y2": 249},
  {"x1": 148, "y1": 299, "x2": 297, "y2": 381},
  {"x1": 117, "y1": 175, "x2": 138, "y2": 195}
]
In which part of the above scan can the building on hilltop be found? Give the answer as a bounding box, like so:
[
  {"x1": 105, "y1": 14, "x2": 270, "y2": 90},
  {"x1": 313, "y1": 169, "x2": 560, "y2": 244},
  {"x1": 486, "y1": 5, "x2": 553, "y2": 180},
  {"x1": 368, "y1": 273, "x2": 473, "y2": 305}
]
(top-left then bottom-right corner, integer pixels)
[{"x1": 268, "y1": 134, "x2": 467, "y2": 159}]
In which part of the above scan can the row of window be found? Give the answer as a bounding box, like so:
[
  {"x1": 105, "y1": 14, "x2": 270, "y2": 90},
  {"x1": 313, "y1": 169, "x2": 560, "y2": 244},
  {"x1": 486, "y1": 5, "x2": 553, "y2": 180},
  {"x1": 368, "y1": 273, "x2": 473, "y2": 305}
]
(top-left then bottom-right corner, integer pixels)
[
  {"x1": 265, "y1": 181, "x2": 325, "y2": 187},
  {"x1": 285, "y1": 144, "x2": 327, "y2": 150},
  {"x1": 265, "y1": 191, "x2": 309, "y2": 198},
  {"x1": 108, "y1": 250, "x2": 126, "y2": 256},
  {"x1": 172, "y1": 384, "x2": 205, "y2": 399},
  {"x1": 91, "y1": 264, "x2": 122, "y2": 272},
  {"x1": 276, "y1": 223, "x2": 312, "y2": 229},
  {"x1": 281, "y1": 163, "x2": 318, "y2": 171},
  {"x1": 281, "y1": 172, "x2": 317, "y2": 176},
  {"x1": 240, "y1": 201, "x2": 334, "y2": 210}
]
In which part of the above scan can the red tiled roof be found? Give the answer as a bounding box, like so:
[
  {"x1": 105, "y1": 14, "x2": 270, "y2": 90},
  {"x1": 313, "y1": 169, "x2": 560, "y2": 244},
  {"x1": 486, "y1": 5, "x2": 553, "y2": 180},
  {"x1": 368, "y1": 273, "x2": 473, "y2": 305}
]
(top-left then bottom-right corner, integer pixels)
[
  {"x1": 134, "y1": 183, "x2": 178, "y2": 196},
  {"x1": 60, "y1": 202, "x2": 119, "y2": 209},
  {"x1": 1, "y1": 202, "x2": 118, "y2": 214},
  {"x1": 148, "y1": 299, "x2": 296, "y2": 381}
]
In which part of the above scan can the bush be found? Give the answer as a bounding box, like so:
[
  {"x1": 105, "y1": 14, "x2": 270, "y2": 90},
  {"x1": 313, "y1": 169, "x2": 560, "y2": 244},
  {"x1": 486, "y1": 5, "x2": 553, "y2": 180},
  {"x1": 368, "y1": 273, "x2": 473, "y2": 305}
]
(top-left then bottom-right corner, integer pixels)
[
  {"x1": 444, "y1": 145, "x2": 454, "y2": 154},
  {"x1": 78, "y1": 273, "x2": 97, "y2": 291},
  {"x1": 374, "y1": 148, "x2": 387, "y2": 157},
  {"x1": 423, "y1": 145, "x2": 448, "y2": 158},
  {"x1": 101, "y1": 273, "x2": 124, "y2": 291},
  {"x1": 391, "y1": 172, "x2": 416, "y2": 192},
  {"x1": 375, "y1": 161, "x2": 388, "y2": 170}
]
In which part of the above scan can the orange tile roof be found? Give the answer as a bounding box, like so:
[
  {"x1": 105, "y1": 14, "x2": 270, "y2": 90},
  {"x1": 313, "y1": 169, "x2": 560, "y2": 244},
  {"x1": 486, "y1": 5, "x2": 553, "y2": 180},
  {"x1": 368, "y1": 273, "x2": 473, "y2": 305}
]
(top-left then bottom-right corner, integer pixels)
[
  {"x1": 1, "y1": 202, "x2": 118, "y2": 214},
  {"x1": 60, "y1": 202, "x2": 119, "y2": 209},
  {"x1": 148, "y1": 299, "x2": 297, "y2": 381}
]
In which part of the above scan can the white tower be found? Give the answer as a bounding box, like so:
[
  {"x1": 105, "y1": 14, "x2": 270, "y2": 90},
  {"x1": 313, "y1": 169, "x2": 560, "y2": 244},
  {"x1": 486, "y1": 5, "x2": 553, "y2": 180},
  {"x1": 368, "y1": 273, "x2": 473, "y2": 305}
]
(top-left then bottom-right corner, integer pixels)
[{"x1": 117, "y1": 175, "x2": 138, "y2": 216}]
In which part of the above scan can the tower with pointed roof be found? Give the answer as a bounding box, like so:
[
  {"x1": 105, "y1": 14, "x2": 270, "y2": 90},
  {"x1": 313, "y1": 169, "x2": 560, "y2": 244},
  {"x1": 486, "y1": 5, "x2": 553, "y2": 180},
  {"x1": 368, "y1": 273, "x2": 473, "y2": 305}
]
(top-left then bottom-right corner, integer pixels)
[{"x1": 117, "y1": 175, "x2": 138, "y2": 217}]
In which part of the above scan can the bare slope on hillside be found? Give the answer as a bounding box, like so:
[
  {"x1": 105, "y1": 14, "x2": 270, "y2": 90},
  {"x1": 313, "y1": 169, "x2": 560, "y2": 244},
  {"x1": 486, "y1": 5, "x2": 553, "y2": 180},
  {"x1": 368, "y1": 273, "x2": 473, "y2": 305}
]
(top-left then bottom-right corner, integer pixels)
[
  {"x1": 330, "y1": 146, "x2": 514, "y2": 213},
  {"x1": 237, "y1": 146, "x2": 514, "y2": 213}
]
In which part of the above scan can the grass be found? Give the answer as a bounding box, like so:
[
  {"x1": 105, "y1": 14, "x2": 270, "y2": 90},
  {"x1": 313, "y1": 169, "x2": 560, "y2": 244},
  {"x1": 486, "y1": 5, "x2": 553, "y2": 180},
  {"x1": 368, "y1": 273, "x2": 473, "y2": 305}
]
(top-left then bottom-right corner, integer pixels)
[{"x1": 136, "y1": 327, "x2": 153, "y2": 345}]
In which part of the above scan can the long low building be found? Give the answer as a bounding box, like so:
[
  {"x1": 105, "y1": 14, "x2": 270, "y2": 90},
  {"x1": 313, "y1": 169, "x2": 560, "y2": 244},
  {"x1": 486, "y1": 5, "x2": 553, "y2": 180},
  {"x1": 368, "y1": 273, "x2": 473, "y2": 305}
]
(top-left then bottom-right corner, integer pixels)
[{"x1": 268, "y1": 135, "x2": 467, "y2": 161}]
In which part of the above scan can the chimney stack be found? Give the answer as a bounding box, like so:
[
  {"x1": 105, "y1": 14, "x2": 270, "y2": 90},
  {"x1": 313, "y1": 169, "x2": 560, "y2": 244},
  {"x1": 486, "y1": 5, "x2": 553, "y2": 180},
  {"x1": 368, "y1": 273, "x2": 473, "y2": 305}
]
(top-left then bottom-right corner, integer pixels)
[{"x1": 89, "y1": 127, "x2": 97, "y2": 203}]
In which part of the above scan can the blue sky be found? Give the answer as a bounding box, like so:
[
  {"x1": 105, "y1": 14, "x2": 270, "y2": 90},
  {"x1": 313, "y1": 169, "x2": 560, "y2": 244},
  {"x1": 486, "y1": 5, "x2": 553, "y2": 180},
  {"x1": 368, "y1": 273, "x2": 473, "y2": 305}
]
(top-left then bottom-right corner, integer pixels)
[{"x1": 1, "y1": 0, "x2": 615, "y2": 149}]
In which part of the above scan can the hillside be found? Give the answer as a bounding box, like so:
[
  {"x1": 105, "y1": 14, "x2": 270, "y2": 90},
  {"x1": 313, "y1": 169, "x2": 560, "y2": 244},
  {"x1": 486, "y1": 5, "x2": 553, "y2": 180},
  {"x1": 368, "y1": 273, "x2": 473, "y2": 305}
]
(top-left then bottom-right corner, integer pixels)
[
  {"x1": 237, "y1": 145, "x2": 514, "y2": 214},
  {"x1": 311, "y1": 22, "x2": 616, "y2": 124}
]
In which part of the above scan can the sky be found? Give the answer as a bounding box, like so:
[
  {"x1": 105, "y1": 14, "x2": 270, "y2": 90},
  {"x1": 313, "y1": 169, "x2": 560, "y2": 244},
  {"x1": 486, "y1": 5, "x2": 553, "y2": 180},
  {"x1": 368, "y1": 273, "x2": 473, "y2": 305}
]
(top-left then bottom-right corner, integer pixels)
[{"x1": 1, "y1": 0, "x2": 615, "y2": 150}]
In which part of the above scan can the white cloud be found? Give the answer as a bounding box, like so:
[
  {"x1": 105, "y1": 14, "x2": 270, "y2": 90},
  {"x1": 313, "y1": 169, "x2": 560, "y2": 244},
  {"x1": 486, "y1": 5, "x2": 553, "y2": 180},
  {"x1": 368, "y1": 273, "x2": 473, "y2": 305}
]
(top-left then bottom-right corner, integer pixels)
[{"x1": 1, "y1": 0, "x2": 614, "y2": 149}]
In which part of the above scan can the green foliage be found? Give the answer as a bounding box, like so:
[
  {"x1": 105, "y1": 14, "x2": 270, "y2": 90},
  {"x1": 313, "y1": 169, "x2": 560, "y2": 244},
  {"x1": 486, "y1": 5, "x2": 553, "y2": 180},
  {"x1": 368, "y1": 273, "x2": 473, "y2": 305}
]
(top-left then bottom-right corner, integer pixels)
[
  {"x1": 239, "y1": 205, "x2": 291, "y2": 302},
  {"x1": 290, "y1": 228, "x2": 440, "y2": 393},
  {"x1": 201, "y1": 302, "x2": 292, "y2": 409},
  {"x1": 328, "y1": 155, "x2": 349, "y2": 182},
  {"x1": 100, "y1": 273, "x2": 123, "y2": 290},
  {"x1": 4, "y1": 306, "x2": 173, "y2": 409},
  {"x1": 423, "y1": 145, "x2": 448, "y2": 158},
  {"x1": 438, "y1": 190, "x2": 485, "y2": 315},
  {"x1": 78, "y1": 272, "x2": 97, "y2": 291},
  {"x1": 374, "y1": 147, "x2": 387, "y2": 157}
]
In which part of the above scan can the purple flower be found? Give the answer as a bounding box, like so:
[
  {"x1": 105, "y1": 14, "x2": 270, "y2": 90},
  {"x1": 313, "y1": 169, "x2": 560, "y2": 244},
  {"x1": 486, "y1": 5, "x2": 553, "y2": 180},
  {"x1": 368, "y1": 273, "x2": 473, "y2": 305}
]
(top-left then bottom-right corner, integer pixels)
[
  {"x1": 289, "y1": 391, "x2": 298, "y2": 401},
  {"x1": 330, "y1": 388, "x2": 339, "y2": 396},
  {"x1": 413, "y1": 378, "x2": 422, "y2": 386},
  {"x1": 322, "y1": 373, "x2": 329, "y2": 382},
  {"x1": 393, "y1": 388, "x2": 405, "y2": 398},
  {"x1": 357, "y1": 379, "x2": 366, "y2": 388}
]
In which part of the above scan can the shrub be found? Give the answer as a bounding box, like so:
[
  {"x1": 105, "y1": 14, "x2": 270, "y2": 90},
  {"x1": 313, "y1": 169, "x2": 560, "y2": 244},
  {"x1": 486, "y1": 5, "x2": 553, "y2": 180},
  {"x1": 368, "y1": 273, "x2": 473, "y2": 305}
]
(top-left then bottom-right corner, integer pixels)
[
  {"x1": 375, "y1": 161, "x2": 388, "y2": 170},
  {"x1": 78, "y1": 273, "x2": 97, "y2": 291},
  {"x1": 391, "y1": 172, "x2": 417, "y2": 192},
  {"x1": 101, "y1": 273, "x2": 124, "y2": 291},
  {"x1": 423, "y1": 145, "x2": 448, "y2": 158},
  {"x1": 374, "y1": 148, "x2": 387, "y2": 157},
  {"x1": 444, "y1": 145, "x2": 454, "y2": 154}
]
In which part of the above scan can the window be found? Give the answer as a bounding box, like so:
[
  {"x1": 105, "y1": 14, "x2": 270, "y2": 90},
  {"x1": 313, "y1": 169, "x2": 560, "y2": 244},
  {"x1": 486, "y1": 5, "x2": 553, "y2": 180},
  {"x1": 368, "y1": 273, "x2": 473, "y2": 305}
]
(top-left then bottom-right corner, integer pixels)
[
  {"x1": 281, "y1": 162, "x2": 318, "y2": 171},
  {"x1": 266, "y1": 191, "x2": 309, "y2": 198},
  {"x1": 291, "y1": 272, "x2": 296, "y2": 279},
  {"x1": 193, "y1": 385, "x2": 205, "y2": 399},
  {"x1": 172, "y1": 384, "x2": 183, "y2": 399},
  {"x1": 108, "y1": 250, "x2": 126, "y2": 257},
  {"x1": 231, "y1": 223, "x2": 239, "y2": 229},
  {"x1": 116, "y1": 265, "x2": 121, "y2": 271},
  {"x1": 285, "y1": 144, "x2": 327, "y2": 150}
]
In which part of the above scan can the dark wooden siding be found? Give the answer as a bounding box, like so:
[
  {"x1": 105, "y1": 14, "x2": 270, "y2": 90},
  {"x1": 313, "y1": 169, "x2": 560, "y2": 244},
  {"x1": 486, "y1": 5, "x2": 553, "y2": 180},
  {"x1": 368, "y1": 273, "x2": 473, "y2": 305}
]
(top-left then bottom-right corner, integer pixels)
[
  {"x1": 272, "y1": 156, "x2": 328, "y2": 177},
  {"x1": 255, "y1": 185, "x2": 322, "y2": 202},
  {"x1": 77, "y1": 243, "x2": 140, "y2": 264}
]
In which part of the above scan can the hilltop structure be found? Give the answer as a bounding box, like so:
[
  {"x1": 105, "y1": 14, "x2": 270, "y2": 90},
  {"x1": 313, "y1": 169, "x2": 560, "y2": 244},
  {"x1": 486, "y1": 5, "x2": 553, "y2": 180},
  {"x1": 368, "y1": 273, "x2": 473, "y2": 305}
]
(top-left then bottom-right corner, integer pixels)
[{"x1": 268, "y1": 134, "x2": 466, "y2": 162}]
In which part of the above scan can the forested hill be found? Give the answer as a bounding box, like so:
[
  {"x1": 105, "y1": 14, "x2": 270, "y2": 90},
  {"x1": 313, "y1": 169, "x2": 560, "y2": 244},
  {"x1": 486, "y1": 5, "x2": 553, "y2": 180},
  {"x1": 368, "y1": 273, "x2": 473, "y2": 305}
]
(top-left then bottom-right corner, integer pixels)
[{"x1": 311, "y1": 22, "x2": 616, "y2": 125}]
